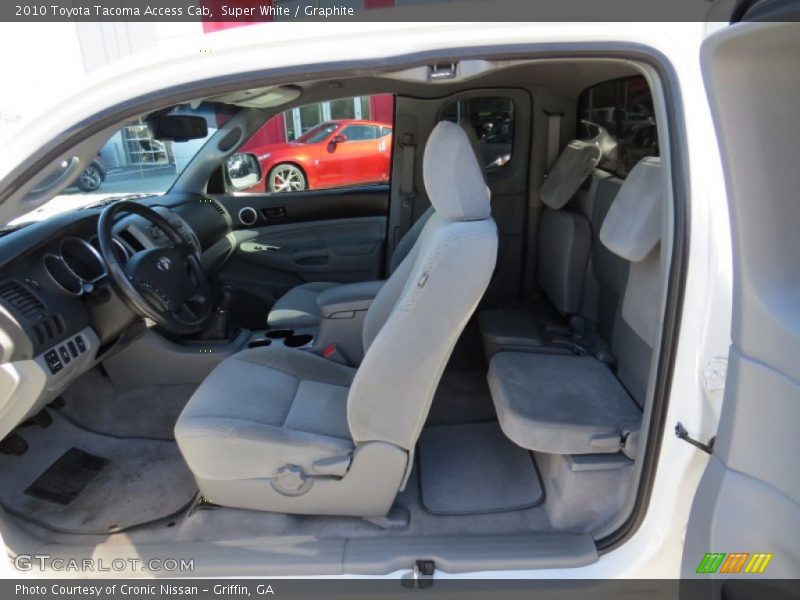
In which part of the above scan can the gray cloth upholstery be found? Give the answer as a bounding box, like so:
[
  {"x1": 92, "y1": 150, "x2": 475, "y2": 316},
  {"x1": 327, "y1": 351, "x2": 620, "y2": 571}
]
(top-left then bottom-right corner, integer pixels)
[
  {"x1": 621, "y1": 245, "x2": 662, "y2": 349},
  {"x1": 422, "y1": 121, "x2": 491, "y2": 221},
  {"x1": 599, "y1": 157, "x2": 663, "y2": 262},
  {"x1": 176, "y1": 120, "x2": 498, "y2": 516},
  {"x1": 267, "y1": 121, "x2": 484, "y2": 330},
  {"x1": 538, "y1": 209, "x2": 592, "y2": 314},
  {"x1": 352, "y1": 213, "x2": 497, "y2": 449},
  {"x1": 175, "y1": 346, "x2": 356, "y2": 481},
  {"x1": 388, "y1": 206, "x2": 434, "y2": 273},
  {"x1": 316, "y1": 279, "x2": 385, "y2": 318},
  {"x1": 540, "y1": 140, "x2": 602, "y2": 209},
  {"x1": 484, "y1": 157, "x2": 667, "y2": 459},
  {"x1": 477, "y1": 139, "x2": 595, "y2": 357},
  {"x1": 267, "y1": 281, "x2": 340, "y2": 329},
  {"x1": 488, "y1": 353, "x2": 641, "y2": 455}
]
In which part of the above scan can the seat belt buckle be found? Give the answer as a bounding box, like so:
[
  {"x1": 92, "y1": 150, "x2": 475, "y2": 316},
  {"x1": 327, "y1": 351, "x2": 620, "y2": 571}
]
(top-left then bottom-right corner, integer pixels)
[{"x1": 321, "y1": 343, "x2": 347, "y2": 365}]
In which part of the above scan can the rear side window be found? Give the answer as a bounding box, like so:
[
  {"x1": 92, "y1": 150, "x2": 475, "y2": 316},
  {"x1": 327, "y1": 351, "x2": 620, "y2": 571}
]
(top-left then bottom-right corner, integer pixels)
[
  {"x1": 578, "y1": 75, "x2": 658, "y2": 178},
  {"x1": 441, "y1": 97, "x2": 515, "y2": 171}
]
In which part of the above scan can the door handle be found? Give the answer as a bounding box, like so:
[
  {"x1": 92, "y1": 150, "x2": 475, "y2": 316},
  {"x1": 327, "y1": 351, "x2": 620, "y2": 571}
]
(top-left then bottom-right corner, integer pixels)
[{"x1": 261, "y1": 206, "x2": 287, "y2": 220}]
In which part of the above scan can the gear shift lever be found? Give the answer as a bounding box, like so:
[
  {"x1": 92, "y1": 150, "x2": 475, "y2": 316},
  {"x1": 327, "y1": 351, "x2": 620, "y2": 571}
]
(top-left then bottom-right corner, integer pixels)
[{"x1": 199, "y1": 286, "x2": 234, "y2": 340}]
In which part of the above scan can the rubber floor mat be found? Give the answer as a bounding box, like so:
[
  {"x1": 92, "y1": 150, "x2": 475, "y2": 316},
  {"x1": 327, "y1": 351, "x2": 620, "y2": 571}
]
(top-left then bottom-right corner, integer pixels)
[
  {"x1": 0, "y1": 411, "x2": 197, "y2": 533},
  {"x1": 418, "y1": 421, "x2": 544, "y2": 515},
  {"x1": 24, "y1": 448, "x2": 107, "y2": 505}
]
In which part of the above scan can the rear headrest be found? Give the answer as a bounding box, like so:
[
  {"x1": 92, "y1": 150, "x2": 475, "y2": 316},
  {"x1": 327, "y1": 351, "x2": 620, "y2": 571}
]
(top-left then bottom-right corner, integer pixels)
[
  {"x1": 540, "y1": 139, "x2": 603, "y2": 209},
  {"x1": 599, "y1": 157, "x2": 663, "y2": 262},
  {"x1": 423, "y1": 121, "x2": 491, "y2": 222}
]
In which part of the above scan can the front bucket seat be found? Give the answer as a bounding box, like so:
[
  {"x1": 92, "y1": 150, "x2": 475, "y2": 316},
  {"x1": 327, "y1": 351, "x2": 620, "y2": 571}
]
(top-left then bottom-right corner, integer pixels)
[{"x1": 174, "y1": 121, "x2": 498, "y2": 516}]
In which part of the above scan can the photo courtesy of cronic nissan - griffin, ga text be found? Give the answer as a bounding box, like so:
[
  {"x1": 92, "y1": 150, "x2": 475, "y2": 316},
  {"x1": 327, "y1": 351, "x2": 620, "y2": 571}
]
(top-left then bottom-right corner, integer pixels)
[{"x1": 0, "y1": 1, "x2": 798, "y2": 585}]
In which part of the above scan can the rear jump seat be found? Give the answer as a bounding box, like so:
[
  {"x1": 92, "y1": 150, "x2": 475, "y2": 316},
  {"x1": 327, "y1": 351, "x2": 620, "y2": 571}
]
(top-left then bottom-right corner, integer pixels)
[
  {"x1": 478, "y1": 138, "x2": 604, "y2": 359},
  {"x1": 488, "y1": 156, "x2": 665, "y2": 461}
]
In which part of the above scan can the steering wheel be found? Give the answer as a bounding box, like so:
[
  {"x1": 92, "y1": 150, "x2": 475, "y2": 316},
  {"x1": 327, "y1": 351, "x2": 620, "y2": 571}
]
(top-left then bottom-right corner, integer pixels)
[{"x1": 97, "y1": 201, "x2": 212, "y2": 335}]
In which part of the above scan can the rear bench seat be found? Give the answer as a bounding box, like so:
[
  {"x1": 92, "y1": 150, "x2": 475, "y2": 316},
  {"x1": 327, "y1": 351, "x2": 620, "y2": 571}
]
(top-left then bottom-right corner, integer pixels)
[
  {"x1": 478, "y1": 139, "x2": 600, "y2": 358},
  {"x1": 488, "y1": 156, "x2": 664, "y2": 459}
]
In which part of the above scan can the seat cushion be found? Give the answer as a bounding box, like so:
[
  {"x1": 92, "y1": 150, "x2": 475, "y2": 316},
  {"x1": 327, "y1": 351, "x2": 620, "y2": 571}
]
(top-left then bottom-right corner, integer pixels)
[
  {"x1": 267, "y1": 281, "x2": 341, "y2": 329},
  {"x1": 487, "y1": 352, "x2": 642, "y2": 455},
  {"x1": 175, "y1": 346, "x2": 356, "y2": 481}
]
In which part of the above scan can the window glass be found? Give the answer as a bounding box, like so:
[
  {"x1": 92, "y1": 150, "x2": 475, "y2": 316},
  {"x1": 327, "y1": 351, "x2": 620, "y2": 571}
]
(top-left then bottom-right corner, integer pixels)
[
  {"x1": 296, "y1": 123, "x2": 338, "y2": 144},
  {"x1": 329, "y1": 97, "x2": 357, "y2": 120},
  {"x1": 5, "y1": 102, "x2": 232, "y2": 228},
  {"x1": 441, "y1": 97, "x2": 515, "y2": 171},
  {"x1": 578, "y1": 75, "x2": 659, "y2": 178},
  {"x1": 341, "y1": 124, "x2": 378, "y2": 141},
  {"x1": 233, "y1": 94, "x2": 395, "y2": 194}
]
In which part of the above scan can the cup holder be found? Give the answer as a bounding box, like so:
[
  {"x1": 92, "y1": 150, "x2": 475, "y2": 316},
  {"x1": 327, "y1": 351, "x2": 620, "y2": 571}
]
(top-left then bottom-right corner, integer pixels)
[
  {"x1": 284, "y1": 333, "x2": 314, "y2": 348},
  {"x1": 266, "y1": 329, "x2": 293, "y2": 339},
  {"x1": 247, "y1": 338, "x2": 273, "y2": 348}
]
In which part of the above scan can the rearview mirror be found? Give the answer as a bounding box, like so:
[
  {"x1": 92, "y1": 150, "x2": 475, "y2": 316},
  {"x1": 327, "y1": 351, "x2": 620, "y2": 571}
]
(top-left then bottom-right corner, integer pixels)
[
  {"x1": 146, "y1": 114, "x2": 208, "y2": 142},
  {"x1": 226, "y1": 153, "x2": 262, "y2": 191}
]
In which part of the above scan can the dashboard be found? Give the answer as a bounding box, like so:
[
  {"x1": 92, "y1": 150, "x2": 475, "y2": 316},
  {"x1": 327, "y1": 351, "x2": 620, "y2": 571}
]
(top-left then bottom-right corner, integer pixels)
[{"x1": 0, "y1": 193, "x2": 232, "y2": 435}]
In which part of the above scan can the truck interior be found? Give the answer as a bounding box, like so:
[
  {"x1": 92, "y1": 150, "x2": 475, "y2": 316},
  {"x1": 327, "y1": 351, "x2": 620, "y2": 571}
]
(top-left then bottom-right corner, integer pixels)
[{"x1": 0, "y1": 52, "x2": 680, "y2": 576}]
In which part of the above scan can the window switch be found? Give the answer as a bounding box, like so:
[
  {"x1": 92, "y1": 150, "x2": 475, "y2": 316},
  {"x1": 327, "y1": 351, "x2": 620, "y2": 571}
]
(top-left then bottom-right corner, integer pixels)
[{"x1": 59, "y1": 346, "x2": 71, "y2": 364}]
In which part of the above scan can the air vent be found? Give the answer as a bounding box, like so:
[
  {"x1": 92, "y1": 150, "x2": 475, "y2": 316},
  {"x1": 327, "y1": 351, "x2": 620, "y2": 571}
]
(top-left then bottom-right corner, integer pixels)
[
  {"x1": 33, "y1": 315, "x2": 65, "y2": 346},
  {"x1": 117, "y1": 228, "x2": 145, "y2": 252},
  {"x1": 0, "y1": 280, "x2": 45, "y2": 320},
  {"x1": 208, "y1": 198, "x2": 226, "y2": 216}
]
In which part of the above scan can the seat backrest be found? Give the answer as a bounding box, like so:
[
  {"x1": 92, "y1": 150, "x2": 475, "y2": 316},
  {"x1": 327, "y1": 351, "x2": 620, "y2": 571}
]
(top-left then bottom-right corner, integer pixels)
[
  {"x1": 347, "y1": 121, "x2": 498, "y2": 451},
  {"x1": 599, "y1": 156, "x2": 665, "y2": 405},
  {"x1": 387, "y1": 121, "x2": 486, "y2": 274},
  {"x1": 537, "y1": 139, "x2": 599, "y2": 315},
  {"x1": 579, "y1": 172, "x2": 629, "y2": 342}
]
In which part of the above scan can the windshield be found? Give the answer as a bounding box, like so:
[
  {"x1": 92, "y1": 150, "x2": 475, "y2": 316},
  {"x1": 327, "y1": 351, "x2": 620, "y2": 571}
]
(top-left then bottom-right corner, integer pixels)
[
  {"x1": 5, "y1": 102, "x2": 236, "y2": 229},
  {"x1": 295, "y1": 122, "x2": 338, "y2": 144}
]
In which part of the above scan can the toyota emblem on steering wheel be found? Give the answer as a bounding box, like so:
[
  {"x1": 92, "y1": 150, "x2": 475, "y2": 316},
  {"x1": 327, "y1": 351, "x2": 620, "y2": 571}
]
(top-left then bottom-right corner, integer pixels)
[{"x1": 156, "y1": 256, "x2": 173, "y2": 272}]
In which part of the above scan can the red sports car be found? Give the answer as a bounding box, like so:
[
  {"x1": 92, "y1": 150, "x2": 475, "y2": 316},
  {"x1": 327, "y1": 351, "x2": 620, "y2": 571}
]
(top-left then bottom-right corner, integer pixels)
[{"x1": 247, "y1": 119, "x2": 392, "y2": 193}]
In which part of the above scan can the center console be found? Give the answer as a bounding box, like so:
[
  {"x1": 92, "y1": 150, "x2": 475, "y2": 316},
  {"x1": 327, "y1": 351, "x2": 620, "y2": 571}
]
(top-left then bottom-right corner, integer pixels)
[
  {"x1": 312, "y1": 279, "x2": 384, "y2": 365},
  {"x1": 247, "y1": 328, "x2": 315, "y2": 349}
]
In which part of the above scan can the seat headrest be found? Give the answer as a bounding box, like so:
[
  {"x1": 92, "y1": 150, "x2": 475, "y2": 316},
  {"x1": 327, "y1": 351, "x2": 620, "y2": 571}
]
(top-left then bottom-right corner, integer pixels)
[
  {"x1": 540, "y1": 139, "x2": 603, "y2": 210},
  {"x1": 423, "y1": 121, "x2": 491, "y2": 222},
  {"x1": 458, "y1": 119, "x2": 488, "y2": 185},
  {"x1": 599, "y1": 157, "x2": 664, "y2": 262}
]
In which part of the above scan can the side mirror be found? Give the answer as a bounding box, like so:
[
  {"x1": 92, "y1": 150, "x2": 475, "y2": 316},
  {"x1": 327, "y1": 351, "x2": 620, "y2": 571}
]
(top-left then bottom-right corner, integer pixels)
[
  {"x1": 226, "y1": 153, "x2": 262, "y2": 191},
  {"x1": 331, "y1": 134, "x2": 347, "y2": 145}
]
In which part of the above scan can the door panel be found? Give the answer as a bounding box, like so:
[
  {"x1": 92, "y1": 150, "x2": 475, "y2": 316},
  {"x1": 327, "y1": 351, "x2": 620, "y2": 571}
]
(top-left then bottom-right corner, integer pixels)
[
  {"x1": 215, "y1": 186, "x2": 388, "y2": 328},
  {"x1": 682, "y1": 22, "x2": 800, "y2": 579}
]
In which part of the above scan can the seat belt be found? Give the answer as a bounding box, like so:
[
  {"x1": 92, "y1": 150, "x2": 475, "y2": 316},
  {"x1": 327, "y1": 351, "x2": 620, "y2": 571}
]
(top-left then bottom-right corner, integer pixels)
[
  {"x1": 394, "y1": 132, "x2": 417, "y2": 250},
  {"x1": 524, "y1": 109, "x2": 564, "y2": 297},
  {"x1": 544, "y1": 110, "x2": 564, "y2": 172}
]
